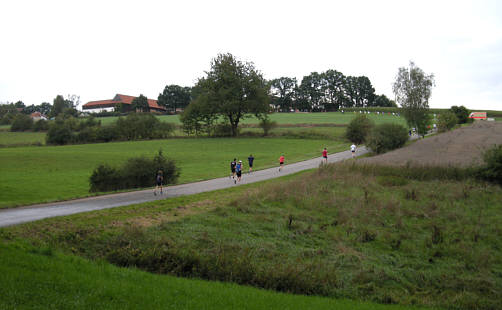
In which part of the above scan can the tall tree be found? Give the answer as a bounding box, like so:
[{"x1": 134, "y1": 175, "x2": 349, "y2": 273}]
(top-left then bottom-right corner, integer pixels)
[
  {"x1": 374, "y1": 94, "x2": 397, "y2": 107},
  {"x1": 344, "y1": 76, "x2": 376, "y2": 107},
  {"x1": 131, "y1": 94, "x2": 150, "y2": 112},
  {"x1": 300, "y1": 72, "x2": 324, "y2": 111},
  {"x1": 269, "y1": 77, "x2": 297, "y2": 112},
  {"x1": 191, "y1": 53, "x2": 270, "y2": 136},
  {"x1": 393, "y1": 61, "x2": 435, "y2": 134},
  {"x1": 50, "y1": 95, "x2": 66, "y2": 117},
  {"x1": 322, "y1": 70, "x2": 347, "y2": 111},
  {"x1": 158, "y1": 85, "x2": 191, "y2": 113}
]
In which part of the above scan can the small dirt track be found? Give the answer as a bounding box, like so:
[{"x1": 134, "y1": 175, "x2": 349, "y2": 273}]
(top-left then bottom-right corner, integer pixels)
[{"x1": 360, "y1": 121, "x2": 502, "y2": 167}]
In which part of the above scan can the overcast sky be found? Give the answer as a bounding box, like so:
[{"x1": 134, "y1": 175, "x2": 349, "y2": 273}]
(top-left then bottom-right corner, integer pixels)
[{"x1": 1, "y1": 0, "x2": 501, "y2": 110}]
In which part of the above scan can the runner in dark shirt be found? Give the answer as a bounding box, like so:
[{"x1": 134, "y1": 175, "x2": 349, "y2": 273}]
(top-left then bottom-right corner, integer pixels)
[
  {"x1": 230, "y1": 158, "x2": 237, "y2": 179},
  {"x1": 154, "y1": 169, "x2": 163, "y2": 196},
  {"x1": 248, "y1": 154, "x2": 254, "y2": 173}
]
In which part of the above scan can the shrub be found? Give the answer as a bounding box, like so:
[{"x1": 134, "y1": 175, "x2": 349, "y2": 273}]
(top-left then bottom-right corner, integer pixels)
[
  {"x1": 450, "y1": 105, "x2": 471, "y2": 124},
  {"x1": 10, "y1": 114, "x2": 33, "y2": 131},
  {"x1": 345, "y1": 114, "x2": 374, "y2": 144},
  {"x1": 89, "y1": 150, "x2": 180, "y2": 192},
  {"x1": 46, "y1": 119, "x2": 73, "y2": 145},
  {"x1": 0, "y1": 112, "x2": 17, "y2": 125},
  {"x1": 32, "y1": 119, "x2": 49, "y2": 131},
  {"x1": 213, "y1": 123, "x2": 235, "y2": 137},
  {"x1": 95, "y1": 126, "x2": 120, "y2": 142},
  {"x1": 477, "y1": 145, "x2": 502, "y2": 185},
  {"x1": 366, "y1": 123, "x2": 408, "y2": 154},
  {"x1": 437, "y1": 112, "x2": 458, "y2": 132},
  {"x1": 259, "y1": 117, "x2": 277, "y2": 136}
]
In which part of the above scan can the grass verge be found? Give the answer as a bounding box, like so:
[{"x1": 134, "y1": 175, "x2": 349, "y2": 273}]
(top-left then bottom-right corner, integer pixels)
[{"x1": 3, "y1": 163, "x2": 500, "y2": 309}]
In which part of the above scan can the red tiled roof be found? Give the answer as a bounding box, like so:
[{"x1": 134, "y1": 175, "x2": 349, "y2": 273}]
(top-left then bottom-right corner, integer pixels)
[
  {"x1": 82, "y1": 99, "x2": 116, "y2": 109},
  {"x1": 83, "y1": 94, "x2": 166, "y2": 111}
]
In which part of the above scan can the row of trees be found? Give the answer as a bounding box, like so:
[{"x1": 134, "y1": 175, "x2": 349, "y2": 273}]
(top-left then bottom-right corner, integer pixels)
[
  {"x1": 0, "y1": 95, "x2": 80, "y2": 125},
  {"x1": 269, "y1": 72, "x2": 395, "y2": 113},
  {"x1": 157, "y1": 69, "x2": 395, "y2": 117},
  {"x1": 46, "y1": 114, "x2": 175, "y2": 145}
]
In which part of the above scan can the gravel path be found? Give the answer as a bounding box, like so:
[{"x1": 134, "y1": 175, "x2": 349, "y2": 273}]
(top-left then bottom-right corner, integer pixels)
[{"x1": 0, "y1": 147, "x2": 367, "y2": 227}]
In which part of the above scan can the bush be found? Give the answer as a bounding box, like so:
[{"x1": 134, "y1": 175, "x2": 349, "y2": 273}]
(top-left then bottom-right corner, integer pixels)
[
  {"x1": 477, "y1": 145, "x2": 502, "y2": 185},
  {"x1": 0, "y1": 112, "x2": 17, "y2": 125},
  {"x1": 450, "y1": 105, "x2": 471, "y2": 124},
  {"x1": 345, "y1": 114, "x2": 374, "y2": 144},
  {"x1": 437, "y1": 112, "x2": 458, "y2": 132},
  {"x1": 10, "y1": 114, "x2": 33, "y2": 131},
  {"x1": 46, "y1": 119, "x2": 73, "y2": 145},
  {"x1": 366, "y1": 123, "x2": 408, "y2": 154},
  {"x1": 32, "y1": 119, "x2": 49, "y2": 131},
  {"x1": 259, "y1": 117, "x2": 277, "y2": 136},
  {"x1": 89, "y1": 150, "x2": 180, "y2": 192},
  {"x1": 213, "y1": 123, "x2": 235, "y2": 137}
]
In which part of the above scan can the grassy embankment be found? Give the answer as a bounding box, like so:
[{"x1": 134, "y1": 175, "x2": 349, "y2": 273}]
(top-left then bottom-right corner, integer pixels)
[
  {"x1": 4, "y1": 163, "x2": 500, "y2": 309},
  {"x1": 0, "y1": 138, "x2": 347, "y2": 208},
  {"x1": 0, "y1": 240, "x2": 433, "y2": 310}
]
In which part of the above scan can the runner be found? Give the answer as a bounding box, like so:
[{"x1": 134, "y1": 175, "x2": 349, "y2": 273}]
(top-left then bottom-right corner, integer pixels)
[
  {"x1": 248, "y1": 154, "x2": 254, "y2": 173},
  {"x1": 154, "y1": 169, "x2": 163, "y2": 196},
  {"x1": 279, "y1": 154, "x2": 285, "y2": 172},
  {"x1": 322, "y1": 147, "x2": 328, "y2": 164},
  {"x1": 230, "y1": 158, "x2": 237, "y2": 179},
  {"x1": 235, "y1": 160, "x2": 242, "y2": 184},
  {"x1": 350, "y1": 144, "x2": 356, "y2": 158}
]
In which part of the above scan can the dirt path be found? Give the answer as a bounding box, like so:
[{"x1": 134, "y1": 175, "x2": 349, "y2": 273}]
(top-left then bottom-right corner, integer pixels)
[
  {"x1": 0, "y1": 147, "x2": 367, "y2": 227},
  {"x1": 360, "y1": 121, "x2": 502, "y2": 167}
]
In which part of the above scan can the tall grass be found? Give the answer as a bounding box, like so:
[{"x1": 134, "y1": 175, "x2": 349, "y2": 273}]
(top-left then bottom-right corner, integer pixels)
[
  {"x1": 7, "y1": 163, "x2": 501, "y2": 309},
  {"x1": 0, "y1": 241, "x2": 430, "y2": 310}
]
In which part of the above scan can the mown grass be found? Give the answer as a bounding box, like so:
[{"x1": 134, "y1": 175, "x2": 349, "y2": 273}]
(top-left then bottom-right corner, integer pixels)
[
  {"x1": 5, "y1": 164, "x2": 500, "y2": 309},
  {"x1": 0, "y1": 131, "x2": 45, "y2": 147},
  {"x1": 0, "y1": 137, "x2": 348, "y2": 208},
  {"x1": 0, "y1": 241, "x2": 433, "y2": 310},
  {"x1": 96, "y1": 112, "x2": 407, "y2": 126}
]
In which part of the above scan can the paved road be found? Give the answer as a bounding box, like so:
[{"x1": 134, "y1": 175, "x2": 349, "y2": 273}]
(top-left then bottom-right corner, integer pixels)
[{"x1": 0, "y1": 147, "x2": 367, "y2": 227}]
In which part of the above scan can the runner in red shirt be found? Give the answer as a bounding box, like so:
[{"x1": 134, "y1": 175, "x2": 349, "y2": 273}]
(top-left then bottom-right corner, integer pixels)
[
  {"x1": 279, "y1": 155, "x2": 285, "y2": 172},
  {"x1": 322, "y1": 147, "x2": 328, "y2": 164}
]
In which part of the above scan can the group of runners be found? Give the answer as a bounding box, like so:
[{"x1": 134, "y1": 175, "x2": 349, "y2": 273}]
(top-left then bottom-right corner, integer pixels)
[
  {"x1": 155, "y1": 144, "x2": 359, "y2": 194},
  {"x1": 230, "y1": 155, "x2": 255, "y2": 184}
]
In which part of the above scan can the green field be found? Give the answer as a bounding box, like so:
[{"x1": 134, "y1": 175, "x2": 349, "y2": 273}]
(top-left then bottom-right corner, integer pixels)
[
  {"x1": 0, "y1": 131, "x2": 46, "y2": 146},
  {"x1": 0, "y1": 137, "x2": 348, "y2": 208},
  {"x1": 4, "y1": 164, "x2": 500, "y2": 309},
  {"x1": 96, "y1": 112, "x2": 407, "y2": 126},
  {"x1": 0, "y1": 241, "x2": 430, "y2": 310}
]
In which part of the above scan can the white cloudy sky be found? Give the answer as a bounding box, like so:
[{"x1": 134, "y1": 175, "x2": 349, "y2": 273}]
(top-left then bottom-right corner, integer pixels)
[{"x1": 1, "y1": 0, "x2": 501, "y2": 110}]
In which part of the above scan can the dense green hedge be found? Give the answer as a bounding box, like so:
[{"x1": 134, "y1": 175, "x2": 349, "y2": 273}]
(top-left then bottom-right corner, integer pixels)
[
  {"x1": 89, "y1": 150, "x2": 180, "y2": 192},
  {"x1": 46, "y1": 114, "x2": 175, "y2": 145},
  {"x1": 345, "y1": 114, "x2": 374, "y2": 144},
  {"x1": 366, "y1": 123, "x2": 408, "y2": 154}
]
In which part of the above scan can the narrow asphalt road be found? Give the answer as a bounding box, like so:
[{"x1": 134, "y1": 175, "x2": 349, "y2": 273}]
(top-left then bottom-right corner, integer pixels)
[{"x1": 0, "y1": 147, "x2": 367, "y2": 227}]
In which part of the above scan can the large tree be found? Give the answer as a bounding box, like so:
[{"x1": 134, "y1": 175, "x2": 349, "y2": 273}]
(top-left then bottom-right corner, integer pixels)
[
  {"x1": 269, "y1": 77, "x2": 297, "y2": 112},
  {"x1": 322, "y1": 69, "x2": 347, "y2": 111},
  {"x1": 158, "y1": 85, "x2": 191, "y2": 113},
  {"x1": 344, "y1": 76, "x2": 376, "y2": 107},
  {"x1": 300, "y1": 72, "x2": 324, "y2": 111},
  {"x1": 131, "y1": 94, "x2": 150, "y2": 112},
  {"x1": 191, "y1": 53, "x2": 270, "y2": 136},
  {"x1": 393, "y1": 61, "x2": 435, "y2": 134}
]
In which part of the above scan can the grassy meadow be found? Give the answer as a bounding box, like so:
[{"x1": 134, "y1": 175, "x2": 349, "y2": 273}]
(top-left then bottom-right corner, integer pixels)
[
  {"x1": 96, "y1": 111, "x2": 407, "y2": 126},
  {"x1": 3, "y1": 163, "x2": 500, "y2": 309},
  {"x1": 0, "y1": 130, "x2": 45, "y2": 146},
  {"x1": 0, "y1": 241, "x2": 432, "y2": 310},
  {"x1": 0, "y1": 137, "x2": 348, "y2": 208}
]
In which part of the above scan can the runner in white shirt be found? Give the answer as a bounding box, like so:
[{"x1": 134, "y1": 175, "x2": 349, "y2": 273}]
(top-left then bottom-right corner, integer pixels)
[{"x1": 350, "y1": 144, "x2": 356, "y2": 158}]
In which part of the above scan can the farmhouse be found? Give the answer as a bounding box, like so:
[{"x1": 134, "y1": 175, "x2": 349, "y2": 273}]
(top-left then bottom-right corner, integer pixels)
[
  {"x1": 30, "y1": 112, "x2": 47, "y2": 121},
  {"x1": 82, "y1": 94, "x2": 166, "y2": 113}
]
